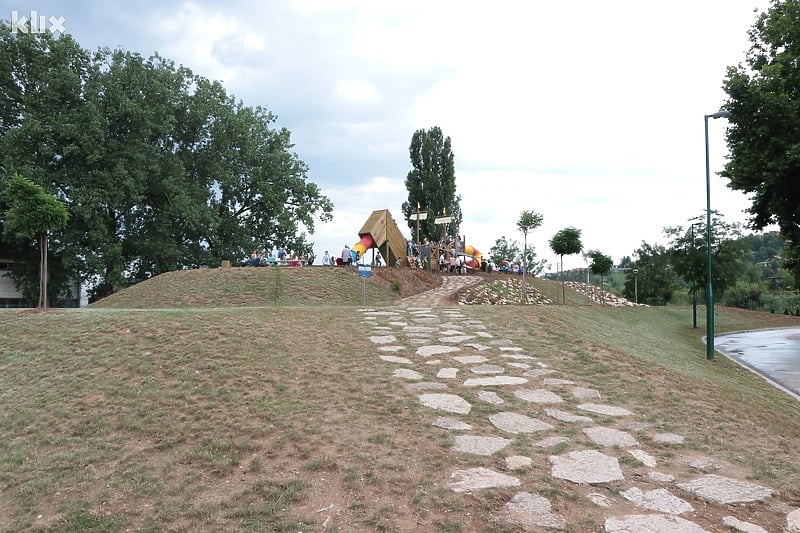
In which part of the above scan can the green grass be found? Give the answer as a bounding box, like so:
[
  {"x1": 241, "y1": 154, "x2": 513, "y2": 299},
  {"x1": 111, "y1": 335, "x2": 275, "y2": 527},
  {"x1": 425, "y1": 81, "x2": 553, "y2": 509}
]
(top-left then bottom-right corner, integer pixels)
[{"x1": 1, "y1": 267, "x2": 799, "y2": 531}]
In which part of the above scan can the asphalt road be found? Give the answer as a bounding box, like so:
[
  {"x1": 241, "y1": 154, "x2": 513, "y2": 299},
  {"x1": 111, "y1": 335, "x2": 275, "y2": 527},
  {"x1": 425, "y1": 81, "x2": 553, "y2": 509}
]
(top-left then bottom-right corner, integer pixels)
[{"x1": 715, "y1": 327, "x2": 800, "y2": 401}]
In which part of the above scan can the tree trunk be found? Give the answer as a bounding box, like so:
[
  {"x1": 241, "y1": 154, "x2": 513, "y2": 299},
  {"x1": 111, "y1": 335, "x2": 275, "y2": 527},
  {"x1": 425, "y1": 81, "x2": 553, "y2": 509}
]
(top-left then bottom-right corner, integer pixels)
[
  {"x1": 38, "y1": 231, "x2": 48, "y2": 309},
  {"x1": 561, "y1": 255, "x2": 565, "y2": 304},
  {"x1": 521, "y1": 234, "x2": 527, "y2": 304}
]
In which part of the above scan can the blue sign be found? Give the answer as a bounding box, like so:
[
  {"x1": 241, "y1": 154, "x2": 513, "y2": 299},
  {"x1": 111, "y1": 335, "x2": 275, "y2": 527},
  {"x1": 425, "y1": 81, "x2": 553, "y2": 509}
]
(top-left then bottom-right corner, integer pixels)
[{"x1": 358, "y1": 265, "x2": 373, "y2": 278}]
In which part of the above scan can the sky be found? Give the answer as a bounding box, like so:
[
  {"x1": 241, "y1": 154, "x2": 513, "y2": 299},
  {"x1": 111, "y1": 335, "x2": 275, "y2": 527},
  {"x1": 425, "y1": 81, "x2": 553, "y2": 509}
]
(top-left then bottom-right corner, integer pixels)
[{"x1": 2, "y1": 0, "x2": 777, "y2": 271}]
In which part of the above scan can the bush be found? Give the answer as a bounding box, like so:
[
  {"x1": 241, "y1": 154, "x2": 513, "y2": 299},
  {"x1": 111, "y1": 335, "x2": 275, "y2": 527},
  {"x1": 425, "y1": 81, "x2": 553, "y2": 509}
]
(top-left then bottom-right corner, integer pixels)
[{"x1": 391, "y1": 280, "x2": 402, "y2": 293}]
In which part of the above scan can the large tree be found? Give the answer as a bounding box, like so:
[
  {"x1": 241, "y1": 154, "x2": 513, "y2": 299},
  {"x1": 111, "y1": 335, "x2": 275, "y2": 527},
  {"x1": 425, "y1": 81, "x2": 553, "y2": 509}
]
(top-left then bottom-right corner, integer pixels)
[
  {"x1": 664, "y1": 213, "x2": 748, "y2": 301},
  {"x1": 401, "y1": 126, "x2": 462, "y2": 243},
  {"x1": 0, "y1": 25, "x2": 332, "y2": 301},
  {"x1": 722, "y1": 0, "x2": 800, "y2": 283},
  {"x1": 624, "y1": 242, "x2": 677, "y2": 306},
  {"x1": 549, "y1": 227, "x2": 583, "y2": 304}
]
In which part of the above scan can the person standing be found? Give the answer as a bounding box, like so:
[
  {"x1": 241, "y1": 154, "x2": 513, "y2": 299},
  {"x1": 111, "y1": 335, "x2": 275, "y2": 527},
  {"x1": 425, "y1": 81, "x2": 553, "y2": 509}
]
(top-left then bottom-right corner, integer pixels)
[{"x1": 341, "y1": 245, "x2": 351, "y2": 266}]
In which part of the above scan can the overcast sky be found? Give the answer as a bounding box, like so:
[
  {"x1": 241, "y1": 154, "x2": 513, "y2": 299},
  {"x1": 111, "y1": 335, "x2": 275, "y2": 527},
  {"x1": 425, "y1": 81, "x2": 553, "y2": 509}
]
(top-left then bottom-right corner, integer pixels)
[{"x1": 3, "y1": 0, "x2": 775, "y2": 271}]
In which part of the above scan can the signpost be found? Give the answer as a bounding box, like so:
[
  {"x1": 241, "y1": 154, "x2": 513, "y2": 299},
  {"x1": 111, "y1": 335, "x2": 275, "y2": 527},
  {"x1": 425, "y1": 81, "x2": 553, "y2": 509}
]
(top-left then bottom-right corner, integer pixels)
[
  {"x1": 410, "y1": 204, "x2": 428, "y2": 248},
  {"x1": 358, "y1": 265, "x2": 372, "y2": 304}
]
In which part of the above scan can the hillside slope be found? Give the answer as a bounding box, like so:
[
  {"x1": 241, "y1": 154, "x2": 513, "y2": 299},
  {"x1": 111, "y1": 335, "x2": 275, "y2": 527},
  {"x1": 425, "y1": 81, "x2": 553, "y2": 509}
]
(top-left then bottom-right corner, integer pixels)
[{"x1": 89, "y1": 266, "x2": 443, "y2": 308}]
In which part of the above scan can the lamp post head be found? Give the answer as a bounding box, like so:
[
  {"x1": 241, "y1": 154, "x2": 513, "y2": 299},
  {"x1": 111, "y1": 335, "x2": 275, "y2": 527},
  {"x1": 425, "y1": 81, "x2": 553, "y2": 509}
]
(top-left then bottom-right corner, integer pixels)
[{"x1": 707, "y1": 110, "x2": 731, "y2": 120}]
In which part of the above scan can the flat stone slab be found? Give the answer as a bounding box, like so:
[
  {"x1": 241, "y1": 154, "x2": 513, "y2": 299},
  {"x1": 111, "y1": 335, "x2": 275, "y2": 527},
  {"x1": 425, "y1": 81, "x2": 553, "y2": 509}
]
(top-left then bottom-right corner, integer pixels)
[
  {"x1": 379, "y1": 355, "x2": 413, "y2": 364},
  {"x1": 416, "y1": 345, "x2": 461, "y2": 357},
  {"x1": 576, "y1": 403, "x2": 633, "y2": 416},
  {"x1": 542, "y1": 378, "x2": 575, "y2": 386},
  {"x1": 503, "y1": 492, "x2": 567, "y2": 530},
  {"x1": 378, "y1": 346, "x2": 405, "y2": 353},
  {"x1": 545, "y1": 408, "x2": 593, "y2": 424},
  {"x1": 440, "y1": 329, "x2": 466, "y2": 335},
  {"x1": 388, "y1": 321, "x2": 407, "y2": 327},
  {"x1": 453, "y1": 355, "x2": 488, "y2": 364},
  {"x1": 440, "y1": 335, "x2": 476, "y2": 344},
  {"x1": 499, "y1": 353, "x2": 537, "y2": 361},
  {"x1": 605, "y1": 514, "x2": 710, "y2": 532},
  {"x1": 448, "y1": 467, "x2": 520, "y2": 493},
  {"x1": 406, "y1": 381, "x2": 448, "y2": 391},
  {"x1": 535, "y1": 436, "x2": 569, "y2": 448},
  {"x1": 506, "y1": 362, "x2": 531, "y2": 369},
  {"x1": 583, "y1": 427, "x2": 639, "y2": 447},
  {"x1": 393, "y1": 368, "x2": 423, "y2": 380},
  {"x1": 369, "y1": 335, "x2": 397, "y2": 344},
  {"x1": 723, "y1": 516, "x2": 767, "y2": 533},
  {"x1": 419, "y1": 393, "x2": 471, "y2": 414},
  {"x1": 489, "y1": 411, "x2": 553, "y2": 434},
  {"x1": 524, "y1": 368, "x2": 557, "y2": 377},
  {"x1": 628, "y1": 421, "x2": 652, "y2": 431},
  {"x1": 432, "y1": 417, "x2": 472, "y2": 431},
  {"x1": 514, "y1": 388, "x2": 564, "y2": 404},
  {"x1": 629, "y1": 449, "x2": 657, "y2": 467},
  {"x1": 470, "y1": 364, "x2": 504, "y2": 374},
  {"x1": 490, "y1": 339, "x2": 514, "y2": 346},
  {"x1": 463, "y1": 376, "x2": 527, "y2": 387},
  {"x1": 477, "y1": 390, "x2": 504, "y2": 405},
  {"x1": 404, "y1": 326, "x2": 437, "y2": 333},
  {"x1": 475, "y1": 331, "x2": 493, "y2": 338},
  {"x1": 363, "y1": 311, "x2": 401, "y2": 317},
  {"x1": 587, "y1": 492, "x2": 613, "y2": 507},
  {"x1": 437, "y1": 368, "x2": 459, "y2": 379},
  {"x1": 653, "y1": 432, "x2": 684, "y2": 444},
  {"x1": 677, "y1": 474, "x2": 774, "y2": 504},
  {"x1": 412, "y1": 317, "x2": 440, "y2": 324},
  {"x1": 452, "y1": 435, "x2": 512, "y2": 455},
  {"x1": 505, "y1": 455, "x2": 533, "y2": 469},
  {"x1": 550, "y1": 449, "x2": 624, "y2": 484},
  {"x1": 464, "y1": 343, "x2": 492, "y2": 351},
  {"x1": 648, "y1": 471, "x2": 676, "y2": 483},
  {"x1": 786, "y1": 508, "x2": 800, "y2": 532},
  {"x1": 620, "y1": 487, "x2": 694, "y2": 515},
  {"x1": 572, "y1": 386, "x2": 601, "y2": 399},
  {"x1": 499, "y1": 346, "x2": 523, "y2": 352}
]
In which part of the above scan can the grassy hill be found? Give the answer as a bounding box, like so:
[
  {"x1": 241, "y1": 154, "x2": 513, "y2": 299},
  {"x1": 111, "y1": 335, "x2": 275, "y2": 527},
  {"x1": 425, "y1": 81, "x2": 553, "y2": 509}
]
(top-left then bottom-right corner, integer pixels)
[
  {"x1": 89, "y1": 266, "x2": 443, "y2": 308},
  {"x1": 2, "y1": 267, "x2": 800, "y2": 531}
]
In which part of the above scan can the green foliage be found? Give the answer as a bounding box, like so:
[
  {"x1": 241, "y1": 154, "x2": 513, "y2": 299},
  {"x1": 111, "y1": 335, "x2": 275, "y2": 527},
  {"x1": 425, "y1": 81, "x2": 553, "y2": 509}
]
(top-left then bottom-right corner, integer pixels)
[
  {"x1": 664, "y1": 213, "x2": 748, "y2": 300},
  {"x1": 401, "y1": 126, "x2": 462, "y2": 241},
  {"x1": 489, "y1": 236, "x2": 521, "y2": 266},
  {"x1": 587, "y1": 250, "x2": 613, "y2": 277},
  {"x1": 549, "y1": 227, "x2": 583, "y2": 259},
  {"x1": 2, "y1": 173, "x2": 69, "y2": 237},
  {"x1": 1, "y1": 172, "x2": 69, "y2": 307},
  {"x1": 0, "y1": 24, "x2": 333, "y2": 302},
  {"x1": 722, "y1": 2, "x2": 800, "y2": 284},
  {"x1": 391, "y1": 279, "x2": 402, "y2": 293},
  {"x1": 624, "y1": 242, "x2": 677, "y2": 306}
]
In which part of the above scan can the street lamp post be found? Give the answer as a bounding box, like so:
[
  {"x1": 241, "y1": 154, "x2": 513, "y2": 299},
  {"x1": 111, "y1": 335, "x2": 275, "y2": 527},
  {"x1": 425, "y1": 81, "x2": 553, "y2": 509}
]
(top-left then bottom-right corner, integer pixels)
[
  {"x1": 704, "y1": 109, "x2": 730, "y2": 361},
  {"x1": 690, "y1": 222, "x2": 699, "y2": 329},
  {"x1": 632, "y1": 268, "x2": 638, "y2": 304}
]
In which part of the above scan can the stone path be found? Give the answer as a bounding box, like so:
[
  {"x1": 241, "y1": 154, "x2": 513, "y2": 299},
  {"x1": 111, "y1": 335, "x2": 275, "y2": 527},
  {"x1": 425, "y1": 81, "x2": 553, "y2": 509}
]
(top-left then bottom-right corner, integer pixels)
[{"x1": 362, "y1": 280, "x2": 800, "y2": 532}]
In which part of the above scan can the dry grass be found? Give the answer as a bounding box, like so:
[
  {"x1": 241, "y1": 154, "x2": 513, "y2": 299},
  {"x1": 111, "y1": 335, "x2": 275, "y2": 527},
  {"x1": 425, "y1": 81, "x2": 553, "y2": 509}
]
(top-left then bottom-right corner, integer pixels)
[
  {"x1": 1, "y1": 268, "x2": 799, "y2": 531},
  {"x1": 89, "y1": 266, "x2": 441, "y2": 309}
]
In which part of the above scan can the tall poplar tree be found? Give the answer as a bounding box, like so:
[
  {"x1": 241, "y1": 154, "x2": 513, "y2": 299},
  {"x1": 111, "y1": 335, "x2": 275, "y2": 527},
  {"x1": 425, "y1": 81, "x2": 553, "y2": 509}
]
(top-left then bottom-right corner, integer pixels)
[{"x1": 401, "y1": 127, "x2": 462, "y2": 243}]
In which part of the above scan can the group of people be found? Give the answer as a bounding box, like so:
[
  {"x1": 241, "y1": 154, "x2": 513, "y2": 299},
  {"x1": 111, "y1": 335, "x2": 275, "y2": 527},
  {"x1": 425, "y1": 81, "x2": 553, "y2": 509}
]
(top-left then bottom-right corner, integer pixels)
[{"x1": 248, "y1": 248, "x2": 315, "y2": 267}]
